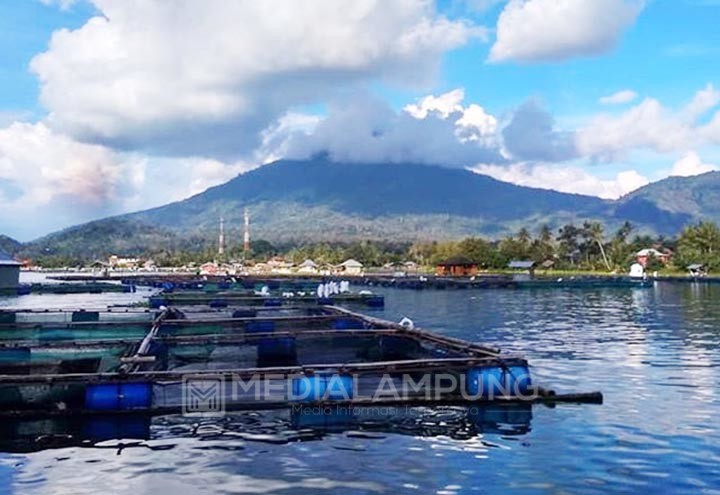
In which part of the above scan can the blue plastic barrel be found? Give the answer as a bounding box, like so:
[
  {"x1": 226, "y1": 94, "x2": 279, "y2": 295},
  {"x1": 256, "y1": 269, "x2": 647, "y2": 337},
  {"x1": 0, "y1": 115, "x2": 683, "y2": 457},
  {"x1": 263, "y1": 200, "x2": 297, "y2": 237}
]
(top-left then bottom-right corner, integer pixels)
[
  {"x1": 263, "y1": 298, "x2": 282, "y2": 307},
  {"x1": 465, "y1": 364, "x2": 532, "y2": 398},
  {"x1": 149, "y1": 297, "x2": 167, "y2": 309},
  {"x1": 208, "y1": 299, "x2": 228, "y2": 308},
  {"x1": 85, "y1": 383, "x2": 152, "y2": 411},
  {"x1": 291, "y1": 375, "x2": 354, "y2": 401},
  {"x1": 317, "y1": 297, "x2": 334, "y2": 305}
]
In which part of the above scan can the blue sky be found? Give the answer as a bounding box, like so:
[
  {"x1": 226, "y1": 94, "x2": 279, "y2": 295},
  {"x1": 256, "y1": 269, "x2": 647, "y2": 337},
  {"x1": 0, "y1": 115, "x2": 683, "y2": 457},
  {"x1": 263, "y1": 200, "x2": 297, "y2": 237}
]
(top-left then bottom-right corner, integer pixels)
[{"x1": 0, "y1": 0, "x2": 718, "y2": 240}]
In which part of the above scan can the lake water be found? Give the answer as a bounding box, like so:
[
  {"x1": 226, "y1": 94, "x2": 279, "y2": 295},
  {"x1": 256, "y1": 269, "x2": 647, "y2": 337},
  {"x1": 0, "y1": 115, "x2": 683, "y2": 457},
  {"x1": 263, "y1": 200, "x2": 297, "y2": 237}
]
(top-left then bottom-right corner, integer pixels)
[{"x1": 1, "y1": 280, "x2": 719, "y2": 494}]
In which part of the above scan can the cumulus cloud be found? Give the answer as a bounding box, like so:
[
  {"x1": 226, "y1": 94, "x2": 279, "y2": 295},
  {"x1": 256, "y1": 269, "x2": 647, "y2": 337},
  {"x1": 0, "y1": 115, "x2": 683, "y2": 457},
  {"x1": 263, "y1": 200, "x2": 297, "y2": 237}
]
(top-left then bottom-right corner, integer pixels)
[
  {"x1": 599, "y1": 90, "x2": 638, "y2": 105},
  {"x1": 683, "y1": 83, "x2": 720, "y2": 122},
  {"x1": 31, "y1": 0, "x2": 481, "y2": 159},
  {"x1": 578, "y1": 85, "x2": 720, "y2": 159},
  {"x1": 502, "y1": 100, "x2": 577, "y2": 161},
  {"x1": 489, "y1": 0, "x2": 644, "y2": 63},
  {"x1": 0, "y1": 121, "x2": 257, "y2": 239},
  {"x1": 472, "y1": 162, "x2": 649, "y2": 199},
  {"x1": 669, "y1": 151, "x2": 718, "y2": 177},
  {"x1": 278, "y1": 90, "x2": 503, "y2": 167}
]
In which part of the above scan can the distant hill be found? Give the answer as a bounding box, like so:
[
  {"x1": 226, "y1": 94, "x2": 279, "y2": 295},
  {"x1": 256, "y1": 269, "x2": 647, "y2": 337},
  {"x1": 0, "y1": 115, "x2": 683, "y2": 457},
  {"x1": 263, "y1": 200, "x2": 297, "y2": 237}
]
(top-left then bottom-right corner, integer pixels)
[
  {"x1": 619, "y1": 171, "x2": 720, "y2": 222},
  {"x1": 0, "y1": 235, "x2": 22, "y2": 256},
  {"x1": 18, "y1": 159, "x2": 710, "y2": 259},
  {"x1": 21, "y1": 219, "x2": 210, "y2": 261}
]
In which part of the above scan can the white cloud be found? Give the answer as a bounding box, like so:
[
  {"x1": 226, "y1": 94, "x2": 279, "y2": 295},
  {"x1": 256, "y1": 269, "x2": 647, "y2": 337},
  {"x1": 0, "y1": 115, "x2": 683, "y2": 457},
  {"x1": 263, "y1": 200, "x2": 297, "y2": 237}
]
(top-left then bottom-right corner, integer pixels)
[
  {"x1": 682, "y1": 83, "x2": 720, "y2": 122},
  {"x1": 405, "y1": 89, "x2": 499, "y2": 145},
  {"x1": 279, "y1": 91, "x2": 503, "y2": 167},
  {"x1": 31, "y1": 0, "x2": 481, "y2": 158},
  {"x1": 599, "y1": 90, "x2": 638, "y2": 105},
  {"x1": 576, "y1": 84, "x2": 720, "y2": 160},
  {"x1": 472, "y1": 162, "x2": 649, "y2": 199},
  {"x1": 489, "y1": 0, "x2": 644, "y2": 63},
  {"x1": 669, "y1": 151, "x2": 718, "y2": 177},
  {"x1": 577, "y1": 98, "x2": 691, "y2": 159},
  {"x1": 404, "y1": 88, "x2": 466, "y2": 118},
  {"x1": 0, "y1": 121, "x2": 257, "y2": 239}
]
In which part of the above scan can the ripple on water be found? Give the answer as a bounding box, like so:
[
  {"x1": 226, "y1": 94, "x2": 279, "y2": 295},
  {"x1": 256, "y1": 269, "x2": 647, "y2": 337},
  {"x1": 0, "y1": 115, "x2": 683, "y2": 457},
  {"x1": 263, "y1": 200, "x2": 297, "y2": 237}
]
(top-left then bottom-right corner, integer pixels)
[{"x1": 2, "y1": 283, "x2": 720, "y2": 494}]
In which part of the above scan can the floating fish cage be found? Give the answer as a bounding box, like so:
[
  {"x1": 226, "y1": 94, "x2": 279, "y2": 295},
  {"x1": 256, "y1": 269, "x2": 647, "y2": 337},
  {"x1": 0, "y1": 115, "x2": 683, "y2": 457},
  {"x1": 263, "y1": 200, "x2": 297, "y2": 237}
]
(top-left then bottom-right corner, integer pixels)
[
  {"x1": 0, "y1": 304, "x2": 600, "y2": 419},
  {"x1": 0, "y1": 306, "x2": 340, "y2": 342},
  {"x1": 1, "y1": 282, "x2": 137, "y2": 297},
  {"x1": 149, "y1": 292, "x2": 385, "y2": 309}
]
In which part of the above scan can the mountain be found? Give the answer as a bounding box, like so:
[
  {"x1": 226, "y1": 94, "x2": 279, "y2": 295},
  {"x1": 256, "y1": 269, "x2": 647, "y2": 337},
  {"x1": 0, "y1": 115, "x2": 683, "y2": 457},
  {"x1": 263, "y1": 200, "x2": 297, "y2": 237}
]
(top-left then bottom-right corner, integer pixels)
[
  {"x1": 619, "y1": 171, "x2": 720, "y2": 223},
  {"x1": 125, "y1": 158, "x2": 616, "y2": 241},
  {"x1": 0, "y1": 235, "x2": 22, "y2": 256},
  {"x1": 20, "y1": 159, "x2": 707, "y2": 259}
]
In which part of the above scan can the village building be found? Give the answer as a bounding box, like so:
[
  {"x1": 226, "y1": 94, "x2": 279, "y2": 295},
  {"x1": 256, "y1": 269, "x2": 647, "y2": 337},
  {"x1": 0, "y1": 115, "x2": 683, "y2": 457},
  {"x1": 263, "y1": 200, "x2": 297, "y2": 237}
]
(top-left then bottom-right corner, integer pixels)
[
  {"x1": 436, "y1": 256, "x2": 478, "y2": 277},
  {"x1": 337, "y1": 259, "x2": 364, "y2": 276},
  {"x1": 108, "y1": 255, "x2": 141, "y2": 269},
  {"x1": 297, "y1": 259, "x2": 319, "y2": 274},
  {"x1": 199, "y1": 261, "x2": 219, "y2": 275},
  {"x1": 508, "y1": 260, "x2": 537, "y2": 280},
  {"x1": 0, "y1": 252, "x2": 21, "y2": 290},
  {"x1": 635, "y1": 248, "x2": 670, "y2": 267}
]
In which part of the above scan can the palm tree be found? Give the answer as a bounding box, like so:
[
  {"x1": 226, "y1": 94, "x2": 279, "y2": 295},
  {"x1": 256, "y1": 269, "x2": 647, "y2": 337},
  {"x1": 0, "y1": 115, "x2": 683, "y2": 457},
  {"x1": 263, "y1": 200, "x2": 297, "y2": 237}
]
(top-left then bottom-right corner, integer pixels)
[{"x1": 587, "y1": 221, "x2": 611, "y2": 271}]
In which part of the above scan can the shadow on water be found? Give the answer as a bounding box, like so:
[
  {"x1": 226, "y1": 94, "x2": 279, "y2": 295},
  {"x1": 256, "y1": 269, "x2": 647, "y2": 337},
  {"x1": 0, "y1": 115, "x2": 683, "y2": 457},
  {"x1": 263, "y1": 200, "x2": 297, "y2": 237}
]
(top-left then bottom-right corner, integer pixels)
[{"x1": 0, "y1": 404, "x2": 532, "y2": 454}]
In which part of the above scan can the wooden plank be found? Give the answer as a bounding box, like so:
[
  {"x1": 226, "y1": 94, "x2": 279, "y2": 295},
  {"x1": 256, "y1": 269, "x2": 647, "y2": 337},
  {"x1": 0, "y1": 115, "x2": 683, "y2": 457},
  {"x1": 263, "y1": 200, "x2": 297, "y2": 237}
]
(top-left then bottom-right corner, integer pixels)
[
  {"x1": 0, "y1": 390, "x2": 603, "y2": 419},
  {"x1": 0, "y1": 355, "x2": 526, "y2": 384}
]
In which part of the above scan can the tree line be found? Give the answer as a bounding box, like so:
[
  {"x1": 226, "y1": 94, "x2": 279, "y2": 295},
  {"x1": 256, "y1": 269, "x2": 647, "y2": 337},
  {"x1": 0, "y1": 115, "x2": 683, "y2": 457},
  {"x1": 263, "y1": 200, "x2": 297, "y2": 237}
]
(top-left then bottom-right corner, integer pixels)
[{"x1": 30, "y1": 221, "x2": 720, "y2": 273}]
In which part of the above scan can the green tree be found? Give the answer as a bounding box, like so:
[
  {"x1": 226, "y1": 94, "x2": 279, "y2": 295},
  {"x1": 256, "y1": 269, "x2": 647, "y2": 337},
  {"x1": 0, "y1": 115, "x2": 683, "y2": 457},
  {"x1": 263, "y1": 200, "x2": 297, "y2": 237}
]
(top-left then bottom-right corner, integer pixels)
[
  {"x1": 531, "y1": 224, "x2": 555, "y2": 262},
  {"x1": 457, "y1": 237, "x2": 495, "y2": 267},
  {"x1": 676, "y1": 221, "x2": 720, "y2": 270},
  {"x1": 585, "y1": 221, "x2": 611, "y2": 271},
  {"x1": 556, "y1": 224, "x2": 581, "y2": 267}
]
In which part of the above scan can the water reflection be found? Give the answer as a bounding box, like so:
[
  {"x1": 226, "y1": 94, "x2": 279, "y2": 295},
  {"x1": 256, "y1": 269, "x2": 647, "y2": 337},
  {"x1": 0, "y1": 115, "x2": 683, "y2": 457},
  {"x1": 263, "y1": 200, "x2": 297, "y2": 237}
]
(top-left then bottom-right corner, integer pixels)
[
  {"x1": 3, "y1": 283, "x2": 720, "y2": 494},
  {"x1": 0, "y1": 404, "x2": 532, "y2": 454}
]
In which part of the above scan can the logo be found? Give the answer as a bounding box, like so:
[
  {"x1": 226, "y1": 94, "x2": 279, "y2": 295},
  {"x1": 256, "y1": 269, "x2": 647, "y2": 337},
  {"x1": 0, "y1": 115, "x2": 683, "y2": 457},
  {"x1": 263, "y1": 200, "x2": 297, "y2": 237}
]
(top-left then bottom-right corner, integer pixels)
[{"x1": 182, "y1": 376, "x2": 225, "y2": 416}]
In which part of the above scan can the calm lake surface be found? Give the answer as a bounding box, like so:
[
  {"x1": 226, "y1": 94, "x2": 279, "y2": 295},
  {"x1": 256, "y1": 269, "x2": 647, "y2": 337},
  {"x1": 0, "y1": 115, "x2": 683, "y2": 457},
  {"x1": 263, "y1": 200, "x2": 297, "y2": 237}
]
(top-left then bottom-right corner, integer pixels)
[{"x1": 1, "y1": 279, "x2": 719, "y2": 494}]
